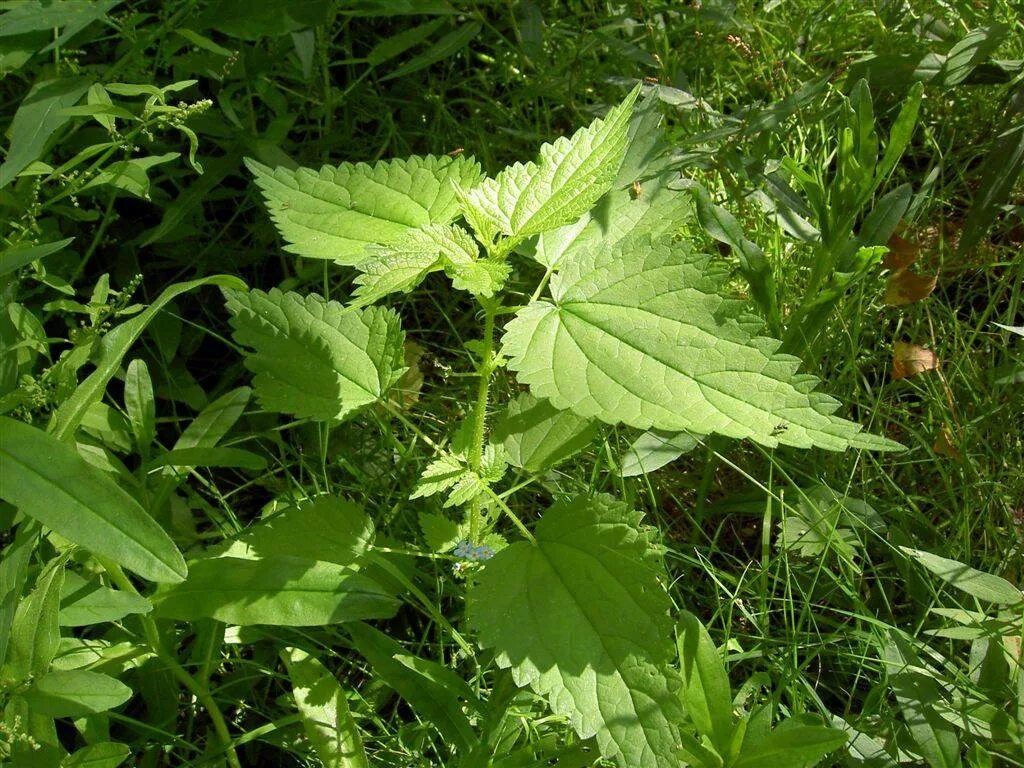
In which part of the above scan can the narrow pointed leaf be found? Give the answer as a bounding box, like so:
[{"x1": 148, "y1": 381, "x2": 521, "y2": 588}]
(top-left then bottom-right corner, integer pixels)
[
  {"x1": 502, "y1": 236, "x2": 900, "y2": 452},
  {"x1": 0, "y1": 417, "x2": 187, "y2": 583},
  {"x1": 282, "y1": 646, "x2": 370, "y2": 768},
  {"x1": 48, "y1": 275, "x2": 245, "y2": 442},
  {"x1": 901, "y1": 547, "x2": 1023, "y2": 605},
  {"x1": 347, "y1": 621, "x2": 480, "y2": 753}
]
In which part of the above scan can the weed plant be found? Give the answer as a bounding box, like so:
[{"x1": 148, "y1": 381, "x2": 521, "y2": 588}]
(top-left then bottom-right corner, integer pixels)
[{"x1": 1, "y1": 2, "x2": 1022, "y2": 767}]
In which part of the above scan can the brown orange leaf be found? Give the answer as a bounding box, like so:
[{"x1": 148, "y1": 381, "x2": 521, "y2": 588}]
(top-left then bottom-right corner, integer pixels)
[
  {"x1": 884, "y1": 269, "x2": 937, "y2": 306},
  {"x1": 892, "y1": 341, "x2": 939, "y2": 380},
  {"x1": 883, "y1": 232, "x2": 919, "y2": 271},
  {"x1": 883, "y1": 232, "x2": 936, "y2": 306}
]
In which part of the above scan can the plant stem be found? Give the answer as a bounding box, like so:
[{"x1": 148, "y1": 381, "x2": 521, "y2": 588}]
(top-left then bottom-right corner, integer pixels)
[
  {"x1": 468, "y1": 298, "x2": 497, "y2": 542},
  {"x1": 100, "y1": 560, "x2": 242, "y2": 768}
]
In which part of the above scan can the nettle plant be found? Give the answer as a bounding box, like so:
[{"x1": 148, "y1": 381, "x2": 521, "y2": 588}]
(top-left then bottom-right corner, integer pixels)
[
  {"x1": 225, "y1": 87, "x2": 898, "y2": 764},
  {"x1": 0, "y1": 87, "x2": 898, "y2": 768}
]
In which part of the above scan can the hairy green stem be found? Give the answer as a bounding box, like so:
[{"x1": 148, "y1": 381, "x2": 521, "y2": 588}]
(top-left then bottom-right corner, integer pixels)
[
  {"x1": 467, "y1": 299, "x2": 497, "y2": 542},
  {"x1": 100, "y1": 560, "x2": 242, "y2": 768}
]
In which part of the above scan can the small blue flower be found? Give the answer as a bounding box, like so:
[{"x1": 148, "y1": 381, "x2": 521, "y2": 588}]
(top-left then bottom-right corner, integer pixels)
[
  {"x1": 470, "y1": 543, "x2": 495, "y2": 561},
  {"x1": 453, "y1": 539, "x2": 495, "y2": 562}
]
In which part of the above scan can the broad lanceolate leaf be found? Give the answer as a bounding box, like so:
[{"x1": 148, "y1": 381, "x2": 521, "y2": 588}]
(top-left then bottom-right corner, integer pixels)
[
  {"x1": 151, "y1": 556, "x2": 399, "y2": 626},
  {"x1": 223, "y1": 496, "x2": 374, "y2": 566},
  {"x1": 346, "y1": 622, "x2": 481, "y2": 754},
  {"x1": 60, "y1": 741, "x2": 131, "y2": 768},
  {"x1": 732, "y1": 722, "x2": 848, "y2": 768},
  {"x1": 0, "y1": 77, "x2": 91, "y2": 189},
  {"x1": 282, "y1": 646, "x2": 370, "y2": 768},
  {"x1": 0, "y1": 417, "x2": 187, "y2": 583},
  {"x1": 23, "y1": 669, "x2": 131, "y2": 717},
  {"x1": 247, "y1": 154, "x2": 484, "y2": 264},
  {"x1": 58, "y1": 571, "x2": 151, "y2": 627},
  {"x1": 469, "y1": 495, "x2": 682, "y2": 768},
  {"x1": 3, "y1": 556, "x2": 64, "y2": 683},
  {"x1": 462, "y1": 86, "x2": 640, "y2": 248},
  {"x1": 676, "y1": 612, "x2": 735, "y2": 756},
  {"x1": 620, "y1": 430, "x2": 699, "y2": 478},
  {"x1": 901, "y1": 547, "x2": 1023, "y2": 605},
  {"x1": 502, "y1": 236, "x2": 900, "y2": 452},
  {"x1": 225, "y1": 288, "x2": 406, "y2": 421}
]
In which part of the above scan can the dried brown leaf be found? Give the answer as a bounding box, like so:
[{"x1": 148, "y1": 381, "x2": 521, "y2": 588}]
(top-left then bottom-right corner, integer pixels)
[
  {"x1": 892, "y1": 341, "x2": 939, "y2": 380},
  {"x1": 884, "y1": 269, "x2": 937, "y2": 306},
  {"x1": 883, "y1": 232, "x2": 919, "y2": 271}
]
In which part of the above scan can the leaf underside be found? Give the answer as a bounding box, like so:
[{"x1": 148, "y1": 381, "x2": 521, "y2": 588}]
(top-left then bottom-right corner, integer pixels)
[
  {"x1": 502, "y1": 236, "x2": 900, "y2": 452},
  {"x1": 469, "y1": 495, "x2": 682, "y2": 768}
]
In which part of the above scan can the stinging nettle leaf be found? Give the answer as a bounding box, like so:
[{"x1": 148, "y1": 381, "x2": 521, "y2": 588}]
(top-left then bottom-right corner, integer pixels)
[
  {"x1": 469, "y1": 495, "x2": 682, "y2": 768},
  {"x1": 492, "y1": 392, "x2": 599, "y2": 474},
  {"x1": 502, "y1": 236, "x2": 901, "y2": 452},
  {"x1": 352, "y1": 222, "x2": 503, "y2": 303},
  {"x1": 462, "y1": 85, "x2": 640, "y2": 248},
  {"x1": 225, "y1": 288, "x2": 406, "y2": 422},
  {"x1": 246, "y1": 154, "x2": 484, "y2": 264}
]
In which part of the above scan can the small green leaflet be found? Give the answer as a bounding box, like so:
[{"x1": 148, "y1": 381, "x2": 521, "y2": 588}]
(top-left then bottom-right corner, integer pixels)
[
  {"x1": 353, "y1": 223, "x2": 508, "y2": 302},
  {"x1": 461, "y1": 85, "x2": 640, "y2": 248},
  {"x1": 502, "y1": 236, "x2": 901, "y2": 451},
  {"x1": 224, "y1": 288, "x2": 405, "y2": 422},
  {"x1": 410, "y1": 445, "x2": 507, "y2": 508},
  {"x1": 469, "y1": 495, "x2": 682, "y2": 768},
  {"x1": 247, "y1": 155, "x2": 484, "y2": 264}
]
